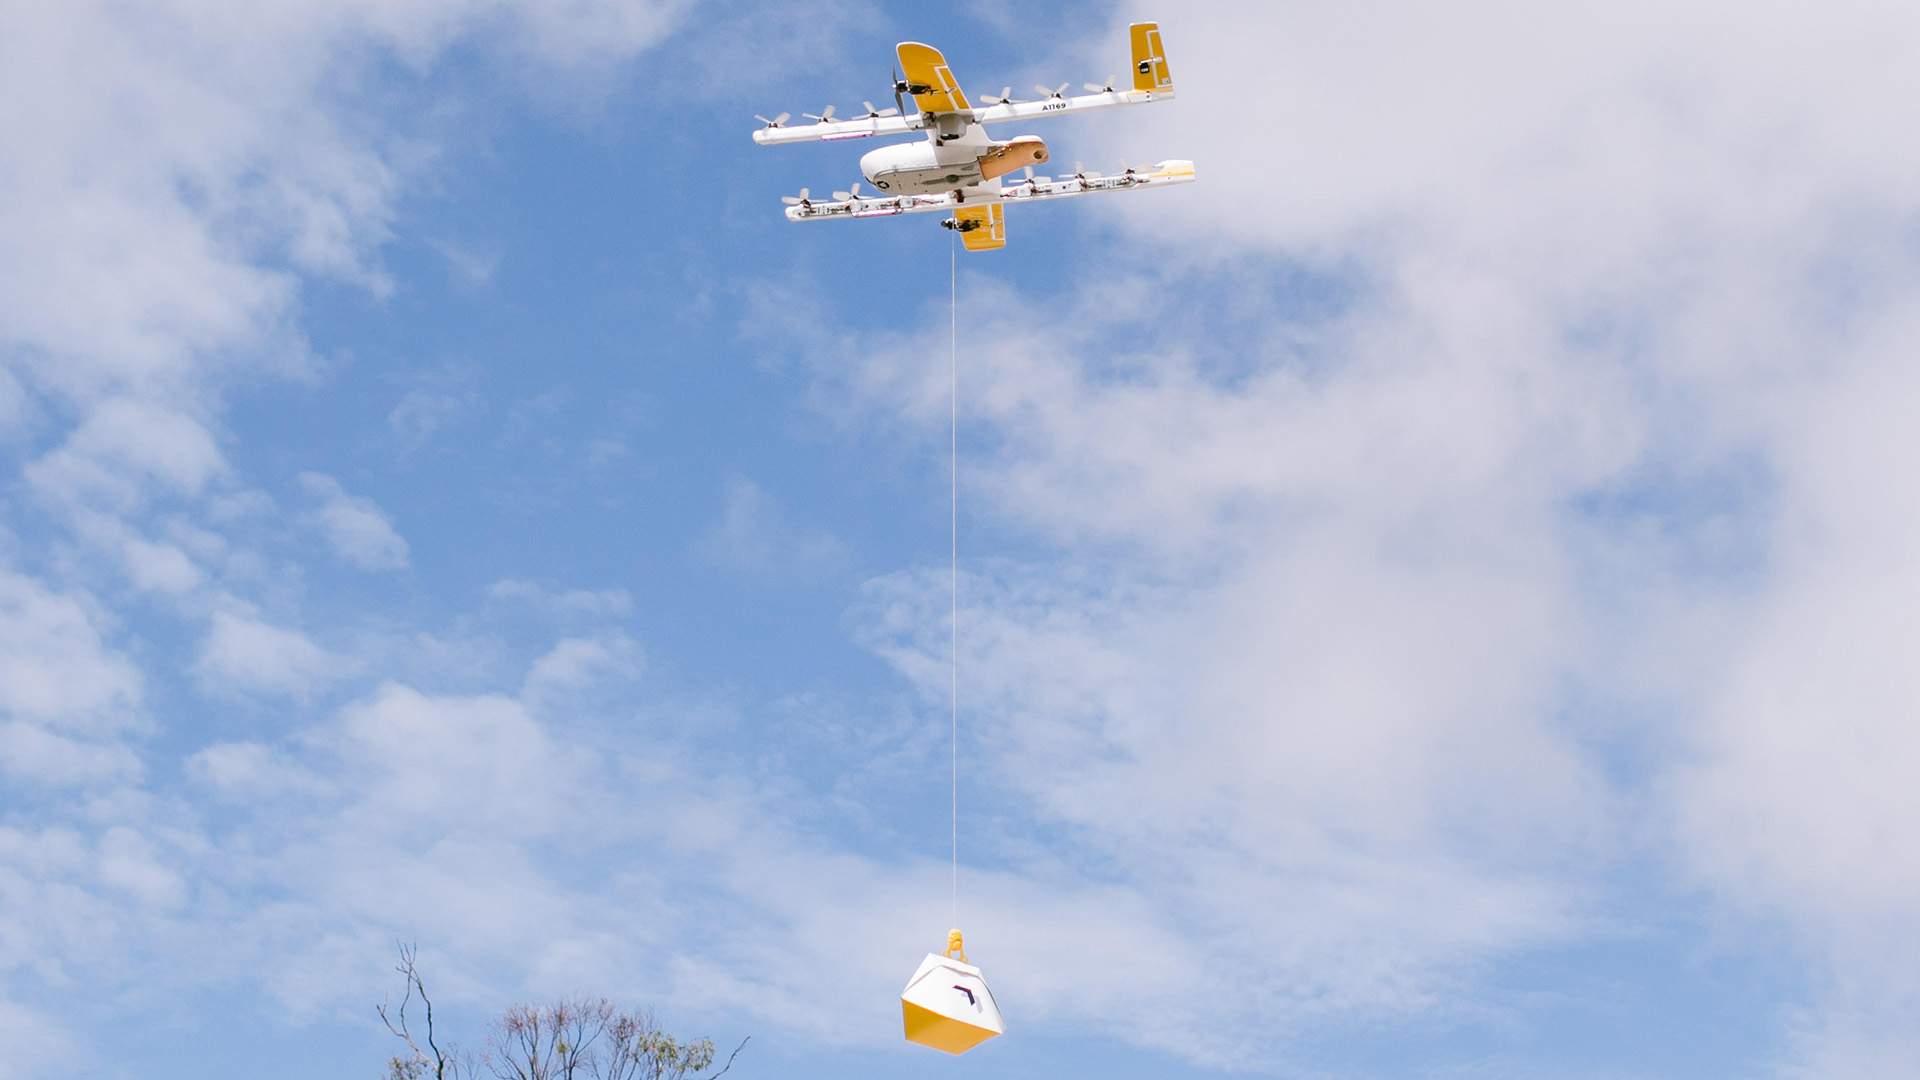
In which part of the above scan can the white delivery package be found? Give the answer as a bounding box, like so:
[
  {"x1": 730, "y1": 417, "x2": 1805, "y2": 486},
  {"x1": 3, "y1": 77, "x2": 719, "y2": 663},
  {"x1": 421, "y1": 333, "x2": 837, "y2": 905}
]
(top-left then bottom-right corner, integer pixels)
[{"x1": 901, "y1": 933, "x2": 1003, "y2": 1054}]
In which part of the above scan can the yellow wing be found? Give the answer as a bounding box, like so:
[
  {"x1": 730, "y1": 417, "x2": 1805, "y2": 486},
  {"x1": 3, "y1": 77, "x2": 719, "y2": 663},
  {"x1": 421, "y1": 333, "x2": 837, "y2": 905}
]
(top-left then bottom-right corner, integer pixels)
[
  {"x1": 1130, "y1": 22, "x2": 1174, "y2": 92},
  {"x1": 953, "y1": 203, "x2": 1005, "y2": 253},
  {"x1": 896, "y1": 42, "x2": 972, "y2": 115}
]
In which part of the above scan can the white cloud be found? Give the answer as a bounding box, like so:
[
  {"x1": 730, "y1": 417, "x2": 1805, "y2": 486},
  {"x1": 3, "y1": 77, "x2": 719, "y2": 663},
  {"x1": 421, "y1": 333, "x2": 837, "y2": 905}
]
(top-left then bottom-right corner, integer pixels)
[
  {"x1": 299, "y1": 472, "x2": 410, "y2": 571},
  {"x1": 0, "y1": 2, "x2": 725, "y2": 1075},
  {"x1": 388, "y1": 377, "x2": 481, "y2": 452},
  {"x1": 95, "y1": 826, "x2": 188, "y2": 911},
  {"x1": 194, "y1": 609, "x2": 350, "y2": 698},
  {"x1": 2, "y1": 1, "x2": 693, "y2": 403},
  {"x1": 124, "y1": 673, "x2": 1243, "y2": 1059},
  {"x1": 0, "y1": 569, "x2": 142, "y2": 731},
  {"x1": 0, "y1": 721, "x2": 143, "y2": 789},
  {"x1": 119, "y1": 534, "x2": 205, "y2": 594},
  {"x1": 524, "y1": 635, "x2": 643, "y2": 698},
  {"x1": 186, "y1": 740, "x2": 327, "y2": 801},
  {"x1": 1094, "y1": 3, "x2": 1920, "y2": 276},
  {"x1": 293, "y1": 683, "x2": 606, "y2": 850},
  {"x1": 1673, "y1": 320, "x2": 1920, "y2": 912},
  {"x1": 851, "y1": 560, "x2": 1586, "y2": 1060},
  {"x1": 697, "y1": 474, "x2": 847, "y2": 576},
  {"x1": 673, "y1": 0, "x2": 880, "y2": 101},
  {"x1": 486, "y1": 578, "x2": 634, "y2": 618},
  {"x1": 24, "y1": 398, "x2": 227, "y2": 509},
  {"x1": 428, "y1": 236, "x2": 501, "y2": 287},
  {"x1": 0, "y1": 367, "x2": 27, "y2": 435},
  {"x1": 584, "y1": 436, "x2": 629, "y2": 466},
  {"x1": 0, "y1": 826, "x2": 91, "y2": 876},
  {"x1": 0, "y1": 997, "x2": 77, "y2": 1080},
  {"x1": 1780, "y1": 947, "x2": 1920, "y2": 1078}
]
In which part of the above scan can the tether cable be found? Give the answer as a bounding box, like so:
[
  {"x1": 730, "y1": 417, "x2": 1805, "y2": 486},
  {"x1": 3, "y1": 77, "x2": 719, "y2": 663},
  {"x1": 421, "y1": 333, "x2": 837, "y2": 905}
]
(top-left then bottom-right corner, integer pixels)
[{"x1": 948, "y1": 228, "x2": 959, "y2": 930}]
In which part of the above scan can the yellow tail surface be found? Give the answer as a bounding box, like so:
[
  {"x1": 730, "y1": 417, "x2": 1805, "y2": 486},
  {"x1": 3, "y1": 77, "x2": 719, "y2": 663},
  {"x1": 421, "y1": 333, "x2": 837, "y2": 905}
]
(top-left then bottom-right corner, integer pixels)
[
  {"x1": 896, "y1": 42, "x2": 971, "y2": 114},
  {"x1": 1131, "y1": 22, "x2": 1174, "y2": 93},
  {"x1": 953, "y1": 203, "x2": 1006, "y2": 252}
]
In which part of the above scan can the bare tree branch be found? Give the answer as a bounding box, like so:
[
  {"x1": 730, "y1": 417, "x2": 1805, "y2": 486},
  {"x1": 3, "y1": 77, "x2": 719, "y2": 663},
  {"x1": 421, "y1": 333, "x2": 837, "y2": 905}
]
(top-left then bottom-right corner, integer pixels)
[
  {"x1": 703, "y1": 1037, "x2": 750, "y2": 1080},
  {"x1": 379, "y1": 943, "x2": 465, "y2": 1080}
]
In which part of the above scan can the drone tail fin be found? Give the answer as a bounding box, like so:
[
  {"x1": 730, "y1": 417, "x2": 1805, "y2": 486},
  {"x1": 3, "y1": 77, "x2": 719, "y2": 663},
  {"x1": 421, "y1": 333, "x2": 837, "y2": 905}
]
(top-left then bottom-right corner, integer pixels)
[
  {"x1": 953, "y1": 203, "x2": 1006, "y2": 253},
  {"x1": 1130, "y1": 22, "x2": 1174, "y2": 94}
]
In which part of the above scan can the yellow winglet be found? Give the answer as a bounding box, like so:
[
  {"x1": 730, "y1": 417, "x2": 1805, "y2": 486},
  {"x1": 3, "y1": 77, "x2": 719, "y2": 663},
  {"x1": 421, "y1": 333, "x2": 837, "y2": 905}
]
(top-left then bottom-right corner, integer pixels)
[
  {"x1": 1130, "y1": 22, "x2": 1173, "y2": 93},
  {"x1": 896, "y1": 42, "x2": 972, "y2": 115},
  {"x1": 952, "y1": 203, "x2": 1005, "y2": 252}
]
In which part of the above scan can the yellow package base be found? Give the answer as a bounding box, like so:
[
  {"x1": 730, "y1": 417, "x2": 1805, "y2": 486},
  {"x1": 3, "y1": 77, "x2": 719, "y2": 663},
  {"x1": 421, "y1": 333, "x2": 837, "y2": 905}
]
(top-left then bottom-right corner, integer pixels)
[{"x1": 903, "y1": 999, "x2": 999, "y2": 1055}]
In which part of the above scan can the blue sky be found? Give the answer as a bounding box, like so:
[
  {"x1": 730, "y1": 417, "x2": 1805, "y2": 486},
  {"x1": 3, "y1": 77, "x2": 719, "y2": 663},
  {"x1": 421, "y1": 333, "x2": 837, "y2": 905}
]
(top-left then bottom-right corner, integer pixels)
[{"x1": 5, "y1": 3, "x2": 1920, "y2": 1078}]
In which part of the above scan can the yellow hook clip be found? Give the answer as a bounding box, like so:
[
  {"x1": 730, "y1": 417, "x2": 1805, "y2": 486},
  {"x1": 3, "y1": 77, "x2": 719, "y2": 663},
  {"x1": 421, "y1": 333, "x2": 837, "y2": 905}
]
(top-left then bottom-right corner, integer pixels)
[{"x1": 945, "y1": 928, "x2": 968, "y2": 964}]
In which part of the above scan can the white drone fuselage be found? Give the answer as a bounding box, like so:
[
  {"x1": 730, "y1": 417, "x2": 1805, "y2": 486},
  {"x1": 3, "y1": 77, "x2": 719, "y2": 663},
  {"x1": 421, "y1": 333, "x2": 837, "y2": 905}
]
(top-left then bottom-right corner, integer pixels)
[
  {"x1": 859, "y1": 127, "x2": 1048, "y2": 197},
  {"x1": 860, "y1": 139, "x2": 984, "y2": 196}
]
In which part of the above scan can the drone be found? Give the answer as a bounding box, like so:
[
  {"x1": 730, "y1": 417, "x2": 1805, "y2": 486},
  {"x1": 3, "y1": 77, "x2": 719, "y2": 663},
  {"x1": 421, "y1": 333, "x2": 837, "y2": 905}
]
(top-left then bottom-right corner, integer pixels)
[{"x1": 753, "y1": 22, "x2": 1194, "y2": 251}]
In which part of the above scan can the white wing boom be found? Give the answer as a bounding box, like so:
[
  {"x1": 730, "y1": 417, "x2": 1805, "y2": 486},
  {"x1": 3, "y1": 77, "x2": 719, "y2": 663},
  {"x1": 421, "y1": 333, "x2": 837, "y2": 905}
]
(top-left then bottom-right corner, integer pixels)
[
  {"x1": 782, "y1": 161, "x2": 1196, "y2": 221},
  {"x1": 754, "y1": 20, "x2": 1177, "y2": 146},
  {"x1": 753, "y1": 88, "x2": 1173, "y2": 146}
]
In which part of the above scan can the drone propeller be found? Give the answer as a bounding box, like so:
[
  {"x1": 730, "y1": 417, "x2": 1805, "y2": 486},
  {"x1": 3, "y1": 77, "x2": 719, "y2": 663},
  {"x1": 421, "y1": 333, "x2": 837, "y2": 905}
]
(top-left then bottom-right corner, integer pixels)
[
  {"x1": 893, "y1": 67, "x2": 936, "y2": 112},
  {"x1": 1073, "y1": 162, "x2": 1102, "y2": 184},
  {"x1": 978, "y1": 86, "x2": 1018, "y2": 106},
  {"x1": 1034, "y1": 82, "x2": 1070, "y2": 100},
  {"x1": 857, "y1": 100, "x2": 899, "y2": 120},
  {"x1": 1084, "y1": 74, "x2": 1119, "y2": 94},
  {"x1": 754, "y1": 112, "x2": 791, "y2": 129},
  {"x1": 802, "y1": 105, "x2": 839, "y2": 124},
  {"x1": 832, "y1": 182, "x2": 865, "y2": 202},
  {"x1": 780, "y1": 187, "x2": 813, "y2": 207},
  {"x1": 1021, "y1": 165, "x2": 1053, "y2": 187},
  {"x1": 1119, "y1": 160, "x2": 1140, "y2": 183}
]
